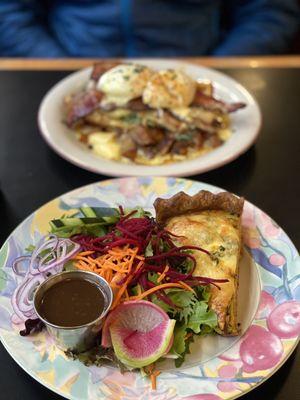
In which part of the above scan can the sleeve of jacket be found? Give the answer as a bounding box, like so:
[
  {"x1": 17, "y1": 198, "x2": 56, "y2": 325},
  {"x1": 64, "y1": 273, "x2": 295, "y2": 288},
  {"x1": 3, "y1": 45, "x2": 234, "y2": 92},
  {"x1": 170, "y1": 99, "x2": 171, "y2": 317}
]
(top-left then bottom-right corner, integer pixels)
[
  {"x1": 0, "y1": 1, "x2": 66, "y2": 57},
  {"x1": 213, "y1": 0, "x2": 300, "y2": 56}
]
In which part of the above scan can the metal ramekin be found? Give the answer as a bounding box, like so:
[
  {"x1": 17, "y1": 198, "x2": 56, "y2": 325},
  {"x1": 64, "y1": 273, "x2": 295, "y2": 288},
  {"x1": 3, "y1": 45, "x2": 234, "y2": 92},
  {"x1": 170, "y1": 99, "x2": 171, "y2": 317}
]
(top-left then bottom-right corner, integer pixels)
[{"x1": 34, "y1": 270, "x2": 113, "y2": 353}]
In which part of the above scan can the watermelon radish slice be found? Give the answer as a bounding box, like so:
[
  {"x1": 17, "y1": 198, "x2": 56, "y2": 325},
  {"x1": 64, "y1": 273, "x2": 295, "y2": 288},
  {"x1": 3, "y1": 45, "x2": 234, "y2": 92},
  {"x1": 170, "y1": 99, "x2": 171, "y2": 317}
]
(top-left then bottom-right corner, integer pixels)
[{"x1": 105, "y1": 300, "x2": 175, "y2": 368}]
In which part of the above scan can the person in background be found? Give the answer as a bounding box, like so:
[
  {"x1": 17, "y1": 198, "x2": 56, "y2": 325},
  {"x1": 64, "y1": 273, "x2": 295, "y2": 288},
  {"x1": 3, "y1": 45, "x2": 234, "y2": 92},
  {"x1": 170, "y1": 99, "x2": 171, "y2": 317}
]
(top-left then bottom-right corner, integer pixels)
[{"x1": 0, "y1": 0, "x2": 299, "y2": 58}]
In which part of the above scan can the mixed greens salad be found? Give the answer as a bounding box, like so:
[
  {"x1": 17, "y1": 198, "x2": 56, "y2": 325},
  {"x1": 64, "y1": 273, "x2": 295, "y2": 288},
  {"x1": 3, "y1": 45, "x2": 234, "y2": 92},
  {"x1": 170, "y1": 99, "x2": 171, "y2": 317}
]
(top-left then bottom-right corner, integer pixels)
[{"x1": 12, "y1": 206, "x2": 227, "y2": 386}]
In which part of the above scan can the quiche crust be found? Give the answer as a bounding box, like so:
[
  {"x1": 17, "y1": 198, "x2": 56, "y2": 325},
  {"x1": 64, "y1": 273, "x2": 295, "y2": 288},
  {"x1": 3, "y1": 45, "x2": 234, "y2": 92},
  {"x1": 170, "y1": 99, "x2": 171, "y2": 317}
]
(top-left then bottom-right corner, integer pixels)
[
  {"x1": 154, "y1": 190, "x2": 244, "y2": 225},
  {"x1": 154, "y1": 190, "x2": 244, "y2": 336}
]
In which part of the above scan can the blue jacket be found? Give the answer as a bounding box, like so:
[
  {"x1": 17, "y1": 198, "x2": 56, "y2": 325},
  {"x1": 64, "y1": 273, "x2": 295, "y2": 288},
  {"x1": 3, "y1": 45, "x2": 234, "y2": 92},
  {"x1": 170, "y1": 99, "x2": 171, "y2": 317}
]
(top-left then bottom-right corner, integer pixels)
[{"x1": 0, "y1": 0, "x2": 299, "y2": 57}]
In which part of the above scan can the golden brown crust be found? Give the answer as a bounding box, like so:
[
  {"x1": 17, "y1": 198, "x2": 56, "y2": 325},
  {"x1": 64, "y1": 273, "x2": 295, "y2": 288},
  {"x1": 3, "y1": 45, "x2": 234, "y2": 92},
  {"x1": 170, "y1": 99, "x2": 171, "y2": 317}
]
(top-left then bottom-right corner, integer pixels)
[{"x1": 154, "y1": 190, "x2": 244, "y2": 226}]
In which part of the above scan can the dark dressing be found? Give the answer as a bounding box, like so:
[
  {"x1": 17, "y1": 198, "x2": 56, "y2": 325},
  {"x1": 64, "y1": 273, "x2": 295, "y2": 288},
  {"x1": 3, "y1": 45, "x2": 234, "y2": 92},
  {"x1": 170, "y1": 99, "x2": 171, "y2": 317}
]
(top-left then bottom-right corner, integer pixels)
[{"x1": 37, "y1": 278, "x2": 105, "y2": 327}]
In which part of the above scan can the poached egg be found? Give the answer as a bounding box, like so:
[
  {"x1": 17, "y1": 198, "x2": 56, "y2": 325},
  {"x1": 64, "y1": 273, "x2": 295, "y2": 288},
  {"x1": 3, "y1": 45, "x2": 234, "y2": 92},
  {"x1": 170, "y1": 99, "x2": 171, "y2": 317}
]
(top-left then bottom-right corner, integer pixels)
[
  {"x1": 143, "y1": 69, "x2": 196, "y2": 109},
  {"x1": 97, "y1": 64, "x2": 154, "y2": 107}
]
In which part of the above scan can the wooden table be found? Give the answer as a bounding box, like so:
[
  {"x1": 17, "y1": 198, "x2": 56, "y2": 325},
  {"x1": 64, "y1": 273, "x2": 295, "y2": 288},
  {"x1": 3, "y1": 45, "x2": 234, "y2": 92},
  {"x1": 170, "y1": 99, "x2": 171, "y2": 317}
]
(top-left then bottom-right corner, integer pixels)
[{"x1": 0, "y1": 56, "x2": 299, "y2": 400}]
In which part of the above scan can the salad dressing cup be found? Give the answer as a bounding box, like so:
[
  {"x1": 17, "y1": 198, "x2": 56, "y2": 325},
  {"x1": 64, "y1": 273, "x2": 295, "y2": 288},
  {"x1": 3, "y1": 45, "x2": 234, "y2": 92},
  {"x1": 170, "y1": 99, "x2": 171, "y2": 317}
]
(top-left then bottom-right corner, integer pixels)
[{"x1": 34, "y1": 271, "x2": 113, "y2": 353}]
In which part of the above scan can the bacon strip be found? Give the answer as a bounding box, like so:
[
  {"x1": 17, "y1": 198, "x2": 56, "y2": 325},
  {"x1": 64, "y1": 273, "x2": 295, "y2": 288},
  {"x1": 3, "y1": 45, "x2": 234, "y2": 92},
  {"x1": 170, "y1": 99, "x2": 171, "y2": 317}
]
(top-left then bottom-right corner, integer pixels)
[
  {"x1": 65, "y1": 89, "x2": 103, "y2": 127},
  {"x1": 126, "y1": 97, "x2": 150, "y2": 111},
  {"x1": 192, "y1": 91, "x2": 246, "y2": 113},
  {"x1": 128, "y1": 126, "x2": 164, "y2": 146},
  {"x1": 90, "y1": 62, "x2": 120, "y2": 82}
]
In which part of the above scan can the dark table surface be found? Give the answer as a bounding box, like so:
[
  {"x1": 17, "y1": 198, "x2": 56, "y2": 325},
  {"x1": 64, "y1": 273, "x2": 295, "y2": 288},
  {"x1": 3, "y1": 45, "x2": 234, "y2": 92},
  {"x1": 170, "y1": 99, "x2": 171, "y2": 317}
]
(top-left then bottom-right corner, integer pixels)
[{"x1": 0, "y1": 68, "x2": 299, "y2": 400}]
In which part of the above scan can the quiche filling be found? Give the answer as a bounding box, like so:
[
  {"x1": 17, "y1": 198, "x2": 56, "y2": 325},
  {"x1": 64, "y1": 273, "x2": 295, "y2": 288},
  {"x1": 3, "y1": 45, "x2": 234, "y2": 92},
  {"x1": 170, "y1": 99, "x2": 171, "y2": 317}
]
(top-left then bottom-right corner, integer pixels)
[{"x1": 154, "y1": 190, "x2": 244, "y2": 335}]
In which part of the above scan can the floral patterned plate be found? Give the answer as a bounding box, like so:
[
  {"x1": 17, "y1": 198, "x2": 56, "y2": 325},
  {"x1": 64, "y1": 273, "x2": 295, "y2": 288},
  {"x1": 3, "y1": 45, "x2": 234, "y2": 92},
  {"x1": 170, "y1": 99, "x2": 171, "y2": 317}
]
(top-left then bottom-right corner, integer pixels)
[{"x1": 0, "y1": 177, "x2": 299, "y2": 400}]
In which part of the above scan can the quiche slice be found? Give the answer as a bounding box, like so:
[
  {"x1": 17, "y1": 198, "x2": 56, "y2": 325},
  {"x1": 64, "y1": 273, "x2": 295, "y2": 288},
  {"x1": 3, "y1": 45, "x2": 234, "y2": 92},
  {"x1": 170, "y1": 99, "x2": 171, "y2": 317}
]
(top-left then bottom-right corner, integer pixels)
[{"x1": 154, "y1": 190, "x2": 244, "y2": 336}]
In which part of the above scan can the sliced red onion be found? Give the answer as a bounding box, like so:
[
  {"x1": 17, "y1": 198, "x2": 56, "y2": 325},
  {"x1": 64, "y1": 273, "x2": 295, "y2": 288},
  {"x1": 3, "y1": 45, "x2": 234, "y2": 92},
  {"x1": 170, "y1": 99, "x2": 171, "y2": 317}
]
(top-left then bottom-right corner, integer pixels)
[
  {"x1": 29, "y1": 235, "x2": 59, "y2": 275},
  {"x1": 37, "y1": 239, "x2": 80, "y2": 274},
  {"x1": 12, "y1": 283, "x2": 28, "y2": 321},
  {"x1": 11, "y1": 235, "x2": 81, "y2": 321},
  {"x1": 12, "y1": 256, "x2": 31, "y2": 277},
  {"x1": 18, "y1": 275, "x2": 45, "y2": 313},
  {"x1": 21, "y1": 309, "x2": 37, "y2": 320},
  {"x1": 12, "y1": 278, "x2": 32, "y2": 315},
  {"x1": 56, "y1": 240, "x2": 68, "y2": 259}
]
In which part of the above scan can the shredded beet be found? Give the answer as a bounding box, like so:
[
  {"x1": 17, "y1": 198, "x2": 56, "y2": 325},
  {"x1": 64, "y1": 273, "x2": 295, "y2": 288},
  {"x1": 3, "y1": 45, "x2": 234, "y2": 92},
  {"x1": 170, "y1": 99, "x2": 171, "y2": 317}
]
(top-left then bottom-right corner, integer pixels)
[
  {"x1": 72, "y1": 215, "x2": 156, "y2": 254},
  {"x1": 139, "y1": 272, "x2": 150, "y2": 291},
  {"x1": 72, "y1": 210, "x2": 228, "y2": 298},
  {"x1": 129, "y1": 266, "x2": 146, "y2": 286},
  {"x1": 147, "y1": 281, "x2": 182, "y2": 309}
]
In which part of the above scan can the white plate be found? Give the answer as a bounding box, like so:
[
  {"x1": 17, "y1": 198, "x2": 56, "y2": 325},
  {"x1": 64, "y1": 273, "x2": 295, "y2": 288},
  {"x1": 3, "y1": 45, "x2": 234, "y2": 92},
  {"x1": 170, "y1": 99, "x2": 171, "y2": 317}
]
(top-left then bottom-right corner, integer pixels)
[{"x1": 38, "y1": 59, "x2": 261, "y2": 176}]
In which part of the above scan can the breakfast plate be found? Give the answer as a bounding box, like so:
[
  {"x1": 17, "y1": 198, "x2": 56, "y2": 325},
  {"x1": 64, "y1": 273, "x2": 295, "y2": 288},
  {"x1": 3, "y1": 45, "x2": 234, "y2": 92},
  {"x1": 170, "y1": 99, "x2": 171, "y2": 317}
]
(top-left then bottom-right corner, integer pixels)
[
  {"x1": 0, "y1": 177, "x2": 299, "y2": 400},
  {"x1": 38, "y1": 59, "x2": 261, "y2": 176}
]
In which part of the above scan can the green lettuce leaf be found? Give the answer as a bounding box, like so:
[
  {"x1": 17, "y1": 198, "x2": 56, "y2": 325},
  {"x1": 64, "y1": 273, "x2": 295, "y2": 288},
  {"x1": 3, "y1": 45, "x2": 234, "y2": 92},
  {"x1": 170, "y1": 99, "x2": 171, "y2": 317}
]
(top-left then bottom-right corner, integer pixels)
[
  {"x1": 125, "y1": 206, "x2": 151, "y2": 219},
  {"x1": 175, "y1": 335, "x2": 194, "y2": 368},
  {"x1": 187, "y1": 301, "x2": 218, "y2": 334},
  {"x1": 171, "y1": 323, "x2": 187, "y2": 356},
  {"x1": 166, "y1": 286, "x2": 218, "y2": 367},
  {"x1": 151, "y1": 288, "x2": 196, "y2": 321},
  {"x1": 65, "y1": 346, "x2": 132, "y2": 373},
  {"x1": 171, "y1": 323, "x2": 194, "y2": 368},
  {"x1": 194, "y1": 285, "x2": 211, "y2": 302}
]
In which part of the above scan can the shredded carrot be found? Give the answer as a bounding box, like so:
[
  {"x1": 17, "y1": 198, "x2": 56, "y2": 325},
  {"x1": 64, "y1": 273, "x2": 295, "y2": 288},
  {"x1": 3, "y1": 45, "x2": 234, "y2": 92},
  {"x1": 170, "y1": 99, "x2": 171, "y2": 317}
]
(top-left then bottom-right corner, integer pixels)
[
  {"x1": 157, "y1": 264, "x2": 170, "y2": 283},
  {"x1": 144, "y1": 363, "x2": 155, "y2": 374},
  {"x1": 111, "y1": 277, "x2": 132, "y2": 309},
  {"x1": 75, "y1": 250, "x2": 95, "y2": 256},
  {"x1": 178, "y1": 280, "x2": 196, "y2": 294},
  {"x1": 137, "y1": 284, "x2": 142, "y2": 296},
  {"x1": 73, "y1": 247, "x2": 144, "y2": 309},
  {"x1": 151, "y1": 370, "x2": 161, "y2": 389},
  {"x1": 144, "y1": 364, "x2": 161, "y2": 390},
  {"x1": 73, "y1": 255, "x2": 92, "y2": 262},
  {"x1": 135, "y1": 260, "x2": 144, "y2": 271},
  {"x1": 151, "y1": 374, "x2": 157, "y2": 390},
  {"x1": 130, "y1": 282, "x2": 194, "y2": 301}
]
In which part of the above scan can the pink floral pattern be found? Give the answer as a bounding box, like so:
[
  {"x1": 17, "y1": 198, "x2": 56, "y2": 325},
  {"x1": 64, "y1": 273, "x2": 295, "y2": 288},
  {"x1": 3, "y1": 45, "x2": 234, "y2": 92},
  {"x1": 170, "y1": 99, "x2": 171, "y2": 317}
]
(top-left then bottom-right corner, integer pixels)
[
  {"x1": 255, "y1": 291, "x2": 276, "y2": 319},
  {"x1": 240, "y1": 325, "x2": 284, "y2": 373},
  {"x1": 267, "y1": 301, "x2": 300, "y2": 339}
]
